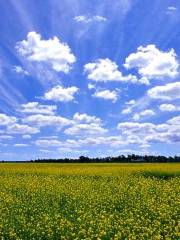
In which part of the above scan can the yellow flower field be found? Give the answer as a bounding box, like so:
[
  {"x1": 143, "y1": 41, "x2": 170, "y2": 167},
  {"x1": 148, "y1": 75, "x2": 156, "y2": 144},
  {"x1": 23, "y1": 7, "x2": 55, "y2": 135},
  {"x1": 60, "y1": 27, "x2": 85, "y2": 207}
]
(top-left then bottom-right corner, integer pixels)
[{"x1": 0, "y1": 163, "x2": 179, "y2": 239}]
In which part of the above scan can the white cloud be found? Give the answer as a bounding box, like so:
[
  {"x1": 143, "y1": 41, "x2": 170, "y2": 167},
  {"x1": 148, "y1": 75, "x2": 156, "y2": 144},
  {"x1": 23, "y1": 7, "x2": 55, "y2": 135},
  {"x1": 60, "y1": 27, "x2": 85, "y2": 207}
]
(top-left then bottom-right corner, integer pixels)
[
  {"x1": 39, "y1": 149, "x2": 54, "y2": 153},
  {"x1": 0, "y1": 135, "x2": 13, "y2": 140},
  {"x1": 140, "y1": 109, "x2": 155, "y2": 117},
  {"x1": 23, "y1": 114, "x2": 71, "y2": 128},
  {"x1": 16, "y1": 32, "x2": 76, "y2": 73},
  {"x1": 132, "y1": 109, "x2": 155, "y2": 121},
  {"x1": 35, "y1": 139, "x2": 62, "y2": 147},
  {"x1": 118, "y1": 122, "x2": 155, "y2": 135},
  {"x1": 22, "y1": 135, "x2": 31, "y2": 139},
  {"x1": 58, "y1": 147, "x2": 89, "y2": 155},
  {"x1": 13, "y1": 65, "x2": 29, "y2": 75},
  {"x1": 35, "y1": 135, "x2": 125, "y2": 149},
  {"x1": 84, "y1": 58, "x2": 137, "y2": 82},
  {"x1": 117, "y1": 120, "x2": 180, "y2": 144},
  {"x1": 147, "y1": 82, "x2": 180, "y2": 100},
  {"x1": 167, "y1": 116, "x2": 180, "y2": 125},
  {"x1": 39, "y1": 135, "x2": 58, "y2": 140},
  {"x1": 93, "y1": 89, "x2": 118, "y2": 102},
  {"x1": 44, "y1": 85, "x2": 78, "y2": 102},
  {"x1": 167, "y1": 6, "x2": 177, "y2": 14},
  {"x1": 126, "y1": 99, "x2": 136, "y2": 105},
  {"x1": 14, "y1": 143, "x2": 29, "y2": 147},
  {"x1": 121, "y1": 108, "x2": 132, "y2": 114},
  {"x1": 121, "y1": 100, "x2": 136, "y2": 114},
  {"x1": 73, "y1": 112, "x2": 101, "y2": 124},
  {"x1": 132, "y1": 113, "x2": 140, "y2": 121},
  {"x1": 35, "y1": 113, "x2": 180, "y2": 150},
  {"x1": 93, "y1": 15, "x2": 107, "y2": 22},
  {"x1": 167, "y1": 6, "x2": 177, "y2": 11},
  {"x1": 159, "y1": 104, "x2": 180, "y2": 112},
  {"x1": 88, "y1": 83, "x2": 96, "y2": 90},
  {"x1": 64, "y1": 123, "x2": 107, "y2": 136},
  {"x1": 78, "y1": 136, "x2": 125, "y2": 148},
  {"x1": 20, "y1": 102, "x2": 57, "y2": 115},
  {"x1": 124, "y1": 45, "x2": 179, "y2": 81},
  {"x1": 74, "y1": 15, "x2": 107, "y2": 24},
  {"x1": 0, "y1": 114, "x2": 17, "y2": 126},
  {"x1": 65, "y1": 112, "x2": 107, "y2": 136},
  {"x1": 7, "y1": 123, "x2": 39, "y2": 135}
]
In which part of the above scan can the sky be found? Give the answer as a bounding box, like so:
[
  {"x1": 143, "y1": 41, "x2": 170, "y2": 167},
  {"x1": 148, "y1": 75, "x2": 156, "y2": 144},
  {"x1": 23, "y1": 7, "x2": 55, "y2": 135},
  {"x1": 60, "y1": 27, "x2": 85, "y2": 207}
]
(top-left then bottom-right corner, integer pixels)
[{"x1": 0, "y1": 0, "x2": 180, "y2": 161}]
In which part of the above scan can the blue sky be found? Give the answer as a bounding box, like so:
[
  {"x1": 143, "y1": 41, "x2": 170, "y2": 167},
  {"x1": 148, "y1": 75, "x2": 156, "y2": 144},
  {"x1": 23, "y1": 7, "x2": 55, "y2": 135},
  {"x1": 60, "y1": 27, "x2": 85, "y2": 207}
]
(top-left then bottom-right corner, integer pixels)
[{"x1": 0, "y1": 0, "x2": 180, "y2": 161}]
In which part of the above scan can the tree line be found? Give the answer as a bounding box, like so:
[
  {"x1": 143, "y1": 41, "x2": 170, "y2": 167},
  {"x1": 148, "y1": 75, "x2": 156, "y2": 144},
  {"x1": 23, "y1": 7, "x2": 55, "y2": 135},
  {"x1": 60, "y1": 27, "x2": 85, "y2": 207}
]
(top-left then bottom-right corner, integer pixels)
[{"x1": 30, "y1": 154, "x2": 180, "y2": 163}]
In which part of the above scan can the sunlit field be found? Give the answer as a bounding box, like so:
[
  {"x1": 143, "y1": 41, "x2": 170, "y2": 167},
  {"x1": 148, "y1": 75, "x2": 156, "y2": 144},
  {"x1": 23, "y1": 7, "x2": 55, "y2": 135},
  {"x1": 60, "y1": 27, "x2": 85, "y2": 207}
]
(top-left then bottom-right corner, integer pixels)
[{"x1": 0, "y1": 163, "x2": 179, "y2": 239}]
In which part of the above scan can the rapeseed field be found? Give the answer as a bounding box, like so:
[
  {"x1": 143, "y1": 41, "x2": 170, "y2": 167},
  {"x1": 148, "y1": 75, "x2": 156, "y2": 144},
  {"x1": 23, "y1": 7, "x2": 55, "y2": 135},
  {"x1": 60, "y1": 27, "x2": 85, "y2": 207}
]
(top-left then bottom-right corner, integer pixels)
[{"x1": 0, "y1": 163, "x2": 179, "y2": 239}]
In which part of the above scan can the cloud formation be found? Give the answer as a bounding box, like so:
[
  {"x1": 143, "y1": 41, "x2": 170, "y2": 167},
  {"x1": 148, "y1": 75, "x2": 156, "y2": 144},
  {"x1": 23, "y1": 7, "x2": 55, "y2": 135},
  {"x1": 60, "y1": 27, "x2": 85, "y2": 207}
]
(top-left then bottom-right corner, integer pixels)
[
  {"x1": 159, "y1": 104, "x2": 180, "y2": 112},
  {"x1": 124, "y1": 45, "x2": 178, "y2": 84},
  {"x1": 44, "y1": 85, "x2": 78, "y2": 102},
  {"x1": 23, "y1": 114, "x2": 71, "y2": 128},
  {"x1": 0, "y1": 114, "x2": 17, "y2": 126},
  {"x1": 93, "y1": 89, "x2": 118, "y2": 102},
  {"x1": 20, "y1": 102, "x2": 57, "y2": 115},
  {"x1": 16, "y1": 32, "x2": 76, "y2": 73},
  {"x1": 64, "y1": 113, "x2": 107, "y2": 136},
  {"x1": 7, "y1": 123, "x2": 39, "y2": 135},
  {"x1": 133, "y1": 109, "x2": 155, "y2": 121},
  {"x1": 84, "y1": 58, "x2": 137, "y2": 82},
  {"x1": 147, "y1": 82, "x2": 180, "y2": 100}
]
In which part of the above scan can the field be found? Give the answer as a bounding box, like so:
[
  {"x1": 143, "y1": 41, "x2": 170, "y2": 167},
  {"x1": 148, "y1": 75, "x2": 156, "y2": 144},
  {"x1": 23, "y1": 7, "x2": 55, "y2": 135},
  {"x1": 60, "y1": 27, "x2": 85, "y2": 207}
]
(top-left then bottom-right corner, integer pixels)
[{"x1": 0, "y1": 163, "x2": 179, "y2": 240}]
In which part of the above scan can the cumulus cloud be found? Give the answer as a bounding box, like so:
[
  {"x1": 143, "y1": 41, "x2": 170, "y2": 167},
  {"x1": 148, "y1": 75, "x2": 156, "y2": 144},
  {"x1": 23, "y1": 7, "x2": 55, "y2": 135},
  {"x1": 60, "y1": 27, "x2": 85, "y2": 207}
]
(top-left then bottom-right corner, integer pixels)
[
  {"x1": 7, "y1": 123, "x2": 39, "y2": 135},
  {"x1": 138, "y1": 109, "x2": 155, "y2": 117},
  {"x1": 84, "y1": 58, "x2": 137, "y2": 82},
  {"x1": 118, "y1": 122, "x2": 155, "y2": 135},
  {"x1": 132, "y1": 109, "x2": 155, "y2": 121},
  {"x1": 73, "y1": 112, "x2": 101, "y2": 124},
  {"x1": 167, "y1": 115, "x2": 180, "y2": 125},
  {"x1": 124, "y1": 45, "x2": 179, "y2": 82},
  {"x1": 64, "y1": 123, "x2": 107, "y2": 136},
  {"x1": 147, "y1": 82, "x2": 180, "y2": 100},
  {"x1": 35, "y1": 135, "x2": 125, "y2": 149},
  {"x1": 159, "y1": 104, "x2": 180, "y2": 112},
  {"x1": 23, "y1": 114, "x2": 71, "y2": 128},
  {"x1": 117, "y1": 119, "x2": 180, "y2": 144},
  {"x1": 16, "y1": 32, "x2": 76, "y2": 73},
  {"x1": 93, "y1": 89, "x2": 118, "y2": 102},
  {"x1": 0, "y1": 114, "x2": 17, "y2": 126},
  {"x1": 74, "y1": 15, "x2": 107, "y2": 23},
  {"x1": 44, "y1": 85, "x2": 78, "y2": 102},
  {"x1": 35, "y1": 139, "x2": 62, "y2": 147},
  {"x1": 65, "y1": 112, "x2": 107, "y2": 136},
  {"x1": 20, "y1": 102, "x2": 57, "y2": 115},
  {"x1": 78, "y1": 136, "x2": 125, "y2": 148}
]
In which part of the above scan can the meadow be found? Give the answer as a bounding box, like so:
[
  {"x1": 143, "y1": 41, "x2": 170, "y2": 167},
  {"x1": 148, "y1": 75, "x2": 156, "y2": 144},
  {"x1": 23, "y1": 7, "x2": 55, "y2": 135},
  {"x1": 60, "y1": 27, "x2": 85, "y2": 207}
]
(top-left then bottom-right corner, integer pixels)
[{"x1": 0, "y1": 163, "x2": 179, "y2": 240}]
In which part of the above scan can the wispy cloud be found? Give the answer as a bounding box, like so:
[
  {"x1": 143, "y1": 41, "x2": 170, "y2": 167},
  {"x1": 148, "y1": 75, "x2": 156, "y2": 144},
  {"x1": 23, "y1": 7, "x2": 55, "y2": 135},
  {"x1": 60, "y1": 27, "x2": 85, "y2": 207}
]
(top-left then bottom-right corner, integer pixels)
[{"x1": 74, "y1": 15, "x2": 107, "y2": 24}]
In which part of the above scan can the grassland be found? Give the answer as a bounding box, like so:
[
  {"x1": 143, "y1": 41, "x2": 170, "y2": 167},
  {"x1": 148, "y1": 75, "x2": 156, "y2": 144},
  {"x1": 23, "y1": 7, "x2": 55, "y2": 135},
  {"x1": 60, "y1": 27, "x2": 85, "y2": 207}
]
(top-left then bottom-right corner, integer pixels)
[{"x1": 0, "y1": 163, "x2": 179, "y2": 239}]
